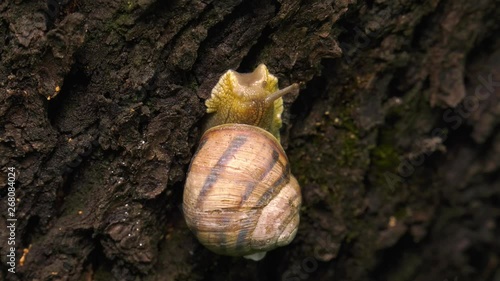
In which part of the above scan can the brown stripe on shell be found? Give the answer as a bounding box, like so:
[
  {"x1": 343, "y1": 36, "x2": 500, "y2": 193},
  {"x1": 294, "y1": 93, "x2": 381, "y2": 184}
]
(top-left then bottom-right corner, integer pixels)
[
  {"x1": 235, "y1": 228, "x2": 249, "y2": 251},
  {"x1": 234, "y1": 209, "x2": 259, "y2": 251},
  {"x1": 240, "y1": 149, "x2": 280, "y2": 205},
  {"x1": 217, "y1": 232, "x2": 228, "y2": 253},
  {"x1": 234, "y1": 163, "x2": 291, "y2": 251},
  {"x1": 245, "y1": 178, "x2": 300, "y2": 250},
  {"x1": 195, "y1": 135, "x2": 248, "y2": 208},
  {"x1": 255, "y1": 163, "x2": 290, "y2": 208}
]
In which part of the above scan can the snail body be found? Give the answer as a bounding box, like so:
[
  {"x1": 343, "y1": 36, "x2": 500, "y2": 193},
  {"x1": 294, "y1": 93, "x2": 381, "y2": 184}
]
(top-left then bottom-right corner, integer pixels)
[{"x1": 183, "y1": 64, "x2": 301, "y2": 260}]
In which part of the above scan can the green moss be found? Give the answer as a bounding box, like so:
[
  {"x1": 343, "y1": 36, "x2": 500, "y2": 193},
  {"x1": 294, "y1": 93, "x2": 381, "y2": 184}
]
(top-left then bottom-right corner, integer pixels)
[
  {"x1": 115, "y1": 14, "x2": 135, "y2": 27},
  {"x1": 290, "y1": 136, "x2": 328, "y2": 184},
  {"x1": 331, "y1": 99, "x2": 364, "y2": 168},
  {"x1": 371, "y1": 144, "x2": 400, "y2": 171},
  {"x1": 337, "y1": 131, "x2": 360, "y2": 167},
  {"x1": 369, "y1": 143, "x2": 402, "y2": 194},
  {"x1": 105, "y1": 5, "x2": 137, "y2": 37},
  {"x1": 337, "y1": 112, "x2": 359, "y2": 135},
  {"x1": 124, "y1": 0, "x2": 137, "y2": 12}
]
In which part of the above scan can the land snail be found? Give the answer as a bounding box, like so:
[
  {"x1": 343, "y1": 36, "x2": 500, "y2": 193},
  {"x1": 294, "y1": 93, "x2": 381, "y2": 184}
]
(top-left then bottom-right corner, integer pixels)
[{"x1": 183, "y1": 64, "x2": 301, "y2": 261}]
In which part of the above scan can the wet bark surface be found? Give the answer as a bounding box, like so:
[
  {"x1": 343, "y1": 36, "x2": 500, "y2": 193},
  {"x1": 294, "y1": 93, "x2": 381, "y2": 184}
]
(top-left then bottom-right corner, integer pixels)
[{"x1": 1, "y1": 0, "x2": 499, "y2": 280}]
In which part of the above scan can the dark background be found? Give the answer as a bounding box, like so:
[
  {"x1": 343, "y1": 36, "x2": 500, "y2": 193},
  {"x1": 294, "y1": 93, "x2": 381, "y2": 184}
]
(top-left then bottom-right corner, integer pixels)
[{"x1": 0, "y1": 0, "x2": 499, "y2": 280}]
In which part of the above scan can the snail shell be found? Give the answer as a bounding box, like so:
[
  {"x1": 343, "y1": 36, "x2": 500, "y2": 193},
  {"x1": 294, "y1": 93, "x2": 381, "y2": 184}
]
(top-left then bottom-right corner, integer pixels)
[{"x1": 183, "y1": 64, "x2": 301, "y2": 259}]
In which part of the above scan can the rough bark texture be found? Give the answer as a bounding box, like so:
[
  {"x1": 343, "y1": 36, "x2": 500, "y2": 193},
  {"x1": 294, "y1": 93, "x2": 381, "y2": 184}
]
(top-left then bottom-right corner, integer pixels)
[{"x1": 1, "y1": 0, "x2": 499, "y2": 280}]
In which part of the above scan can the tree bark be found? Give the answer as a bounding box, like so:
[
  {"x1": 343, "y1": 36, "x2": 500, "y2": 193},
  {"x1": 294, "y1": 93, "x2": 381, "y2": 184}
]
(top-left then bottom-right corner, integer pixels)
[{"x1": 1, "y1": 0, "x2": 499, "y2": 280}]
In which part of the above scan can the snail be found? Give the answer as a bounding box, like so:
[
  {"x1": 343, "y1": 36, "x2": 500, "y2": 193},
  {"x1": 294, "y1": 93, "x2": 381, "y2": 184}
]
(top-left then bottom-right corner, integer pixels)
[{"x1": 183, "y1": 64, "x2": 301, "y2": 261}]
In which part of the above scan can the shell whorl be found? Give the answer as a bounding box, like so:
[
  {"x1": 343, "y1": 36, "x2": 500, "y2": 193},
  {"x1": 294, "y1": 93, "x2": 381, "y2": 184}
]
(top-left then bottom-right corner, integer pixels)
[{"x1": 183, "y1": 124, "x2": 301, "y2": 256}]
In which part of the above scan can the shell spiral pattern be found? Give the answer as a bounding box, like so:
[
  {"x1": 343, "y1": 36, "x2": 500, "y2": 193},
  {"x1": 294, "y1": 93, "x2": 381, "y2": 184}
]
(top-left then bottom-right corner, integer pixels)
[{"x1": 183, "y1": 124, "x2": 301, "y2": 257}]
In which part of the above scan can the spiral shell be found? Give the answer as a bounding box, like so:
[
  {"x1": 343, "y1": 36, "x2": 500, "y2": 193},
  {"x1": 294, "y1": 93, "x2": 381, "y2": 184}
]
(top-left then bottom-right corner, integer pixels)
[{"x1": 183, "y1": 123, "x2": 301, "y2": 257}]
